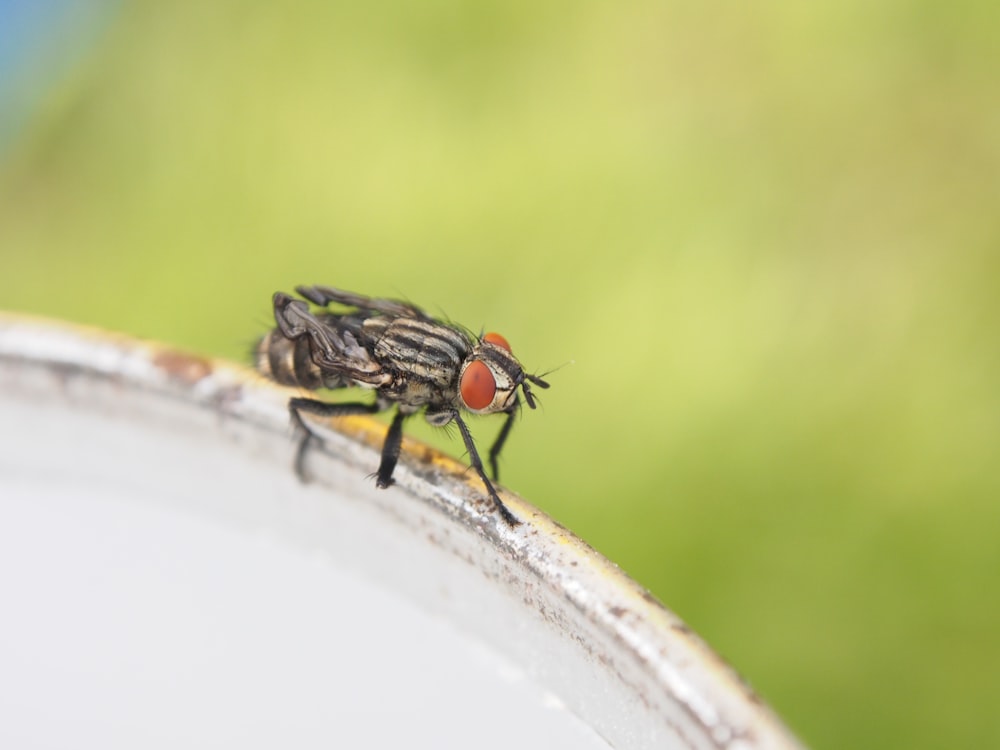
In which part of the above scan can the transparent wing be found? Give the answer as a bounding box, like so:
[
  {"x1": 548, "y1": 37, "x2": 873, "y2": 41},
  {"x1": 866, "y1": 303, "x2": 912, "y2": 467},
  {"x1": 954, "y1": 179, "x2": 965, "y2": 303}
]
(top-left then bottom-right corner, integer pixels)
[{"x1": 295, "y1": 285, "x2": 431, "y2": 320}]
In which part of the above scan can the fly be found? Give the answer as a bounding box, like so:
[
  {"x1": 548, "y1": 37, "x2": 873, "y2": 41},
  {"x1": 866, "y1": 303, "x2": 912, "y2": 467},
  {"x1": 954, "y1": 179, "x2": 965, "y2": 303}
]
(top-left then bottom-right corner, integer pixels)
[{"x1": 256, "y1": 285, "x2": 550, "y2": 526}]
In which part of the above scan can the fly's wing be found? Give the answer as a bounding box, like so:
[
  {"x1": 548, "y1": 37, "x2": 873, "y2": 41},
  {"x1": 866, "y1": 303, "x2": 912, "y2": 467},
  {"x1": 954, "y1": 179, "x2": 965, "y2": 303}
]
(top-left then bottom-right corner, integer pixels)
[
  {"x1": 273, "y1": 293, "x2": 390, "y2": 387},
  {"x1": 295, "y1": 285, "x2": 431, "y2": 321}
]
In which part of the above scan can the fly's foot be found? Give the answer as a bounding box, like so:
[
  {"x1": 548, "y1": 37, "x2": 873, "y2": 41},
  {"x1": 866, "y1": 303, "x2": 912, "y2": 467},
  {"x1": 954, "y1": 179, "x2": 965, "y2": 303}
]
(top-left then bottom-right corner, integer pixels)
[{"x1": 489, "y1": 491, "x2": 521, "y2": 527}]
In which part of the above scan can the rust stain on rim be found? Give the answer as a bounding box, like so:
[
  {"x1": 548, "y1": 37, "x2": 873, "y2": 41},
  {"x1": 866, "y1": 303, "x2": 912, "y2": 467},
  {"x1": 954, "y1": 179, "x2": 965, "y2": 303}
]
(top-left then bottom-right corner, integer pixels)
[{"x1": 151, "y1": 349, "x2": 214, "y2": 385}]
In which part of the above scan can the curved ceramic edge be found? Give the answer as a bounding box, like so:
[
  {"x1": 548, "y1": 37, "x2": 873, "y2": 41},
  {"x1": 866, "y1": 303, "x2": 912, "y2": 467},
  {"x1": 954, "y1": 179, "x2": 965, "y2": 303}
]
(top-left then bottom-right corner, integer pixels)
[{"x1": 0, "y1": 313, "x2": 804, "y2": 750}]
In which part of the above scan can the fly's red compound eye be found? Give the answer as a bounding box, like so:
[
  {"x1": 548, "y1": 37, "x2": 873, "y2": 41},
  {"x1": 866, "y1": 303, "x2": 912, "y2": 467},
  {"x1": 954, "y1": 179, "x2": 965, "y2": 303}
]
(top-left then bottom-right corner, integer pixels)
[
  {"x1": 483, "y1": 332, "x2": 511, "y2": 352},
  {"x1": 460, "y1": 360, "x2": 497, "y2": 410}
]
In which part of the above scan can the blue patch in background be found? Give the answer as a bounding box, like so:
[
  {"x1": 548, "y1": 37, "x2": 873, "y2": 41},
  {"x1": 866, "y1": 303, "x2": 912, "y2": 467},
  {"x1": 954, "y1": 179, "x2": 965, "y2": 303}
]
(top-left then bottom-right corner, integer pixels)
[{"x1": 0, "y1": 0, "x2": 117, "y2": 151}]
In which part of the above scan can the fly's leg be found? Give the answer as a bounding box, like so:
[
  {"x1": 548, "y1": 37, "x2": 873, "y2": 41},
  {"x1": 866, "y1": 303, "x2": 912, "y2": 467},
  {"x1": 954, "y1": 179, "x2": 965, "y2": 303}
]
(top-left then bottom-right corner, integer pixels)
[
  {"x1": 453, "y1": 413, "x2": 520, "y2": 527},
  {"x1": 488, "y1": 401, "x2": 519, "y2": 482},
  {"x1": 374, "y1": 410, "x2": 408, "y2": 489},
  {"x1": 273, "y1": 293, "x2": 389, "y2": 387},
  {"x1": 273, "y1": 294, "x2": 346, "y2": 370},
  {"x1": 289, "y1": 397, "x2": 381, "y2": 481},
  {"x1": 273, "y1": 293, "x2": 326, "y2": 341}
]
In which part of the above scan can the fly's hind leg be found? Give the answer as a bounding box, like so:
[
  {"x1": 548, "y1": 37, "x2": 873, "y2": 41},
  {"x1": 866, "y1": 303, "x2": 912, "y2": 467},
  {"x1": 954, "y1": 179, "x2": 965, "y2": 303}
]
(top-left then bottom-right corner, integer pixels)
[{"x1": 288, "y1": 397, "x2": 381, "y2": 481}]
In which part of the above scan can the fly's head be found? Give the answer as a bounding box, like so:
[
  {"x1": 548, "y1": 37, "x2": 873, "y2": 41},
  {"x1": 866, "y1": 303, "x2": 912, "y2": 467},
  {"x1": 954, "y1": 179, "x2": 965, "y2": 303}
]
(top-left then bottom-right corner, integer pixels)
[{"x1": 458, "y1": 332, "x2": 550, "y2": 416}]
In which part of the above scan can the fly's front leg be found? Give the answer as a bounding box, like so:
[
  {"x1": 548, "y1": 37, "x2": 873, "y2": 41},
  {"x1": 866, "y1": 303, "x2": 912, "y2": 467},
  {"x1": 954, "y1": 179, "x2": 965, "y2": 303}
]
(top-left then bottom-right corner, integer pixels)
[
  {"x1": 289, "y1": 397, "x2": 381, "y2": 481},
  {"x1": 488, "y1": 400, "x2": 519, "y2": 482},
  {"x1": 453, "y1": 413, "x2": 520, "y2": 527}
]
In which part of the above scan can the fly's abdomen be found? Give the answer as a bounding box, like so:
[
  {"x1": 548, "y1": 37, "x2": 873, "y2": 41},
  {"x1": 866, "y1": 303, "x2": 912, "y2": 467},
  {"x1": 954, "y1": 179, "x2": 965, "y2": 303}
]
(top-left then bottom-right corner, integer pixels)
[{"x1": 256, "y1": 329, "x2": 326, "y2": 390}]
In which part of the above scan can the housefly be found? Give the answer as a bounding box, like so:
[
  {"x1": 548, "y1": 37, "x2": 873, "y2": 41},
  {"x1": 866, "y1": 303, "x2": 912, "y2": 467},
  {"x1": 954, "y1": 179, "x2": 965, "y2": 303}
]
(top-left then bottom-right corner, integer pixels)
[{"x1": 256, "y1": 285, "x2": 549, "y2": 526}]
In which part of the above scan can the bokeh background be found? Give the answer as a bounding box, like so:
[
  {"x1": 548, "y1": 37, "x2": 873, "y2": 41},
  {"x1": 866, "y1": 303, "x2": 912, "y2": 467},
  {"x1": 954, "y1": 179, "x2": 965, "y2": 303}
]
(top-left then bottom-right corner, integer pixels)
[{"x1": 2, "y1": 1, "x2": 998, "y2": 747}]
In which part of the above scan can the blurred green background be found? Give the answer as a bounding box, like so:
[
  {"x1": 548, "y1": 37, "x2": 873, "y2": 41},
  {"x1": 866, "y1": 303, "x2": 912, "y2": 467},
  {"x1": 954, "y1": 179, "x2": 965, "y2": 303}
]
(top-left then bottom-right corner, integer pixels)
[{"x1": 2, "y1": 1, "x2": 999, "y2": 747}]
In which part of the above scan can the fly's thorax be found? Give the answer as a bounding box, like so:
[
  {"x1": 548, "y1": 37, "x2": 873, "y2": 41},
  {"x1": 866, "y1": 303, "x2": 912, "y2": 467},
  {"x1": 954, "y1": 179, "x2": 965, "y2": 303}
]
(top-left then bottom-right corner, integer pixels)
[
  {"x1": 371, "y1": 317, "x2": 471, "y2": 390},
  {"x1": 458, "y1": 340, "x2": 524, "y2": 415}
]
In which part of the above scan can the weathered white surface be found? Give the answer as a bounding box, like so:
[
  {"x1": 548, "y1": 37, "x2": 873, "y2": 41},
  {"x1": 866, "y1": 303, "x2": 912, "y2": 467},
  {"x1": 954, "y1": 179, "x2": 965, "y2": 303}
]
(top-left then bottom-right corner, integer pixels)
[{"x1": 0, "y1": 315, "x2": 803, "y2": 750}]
